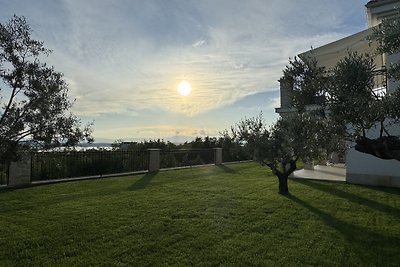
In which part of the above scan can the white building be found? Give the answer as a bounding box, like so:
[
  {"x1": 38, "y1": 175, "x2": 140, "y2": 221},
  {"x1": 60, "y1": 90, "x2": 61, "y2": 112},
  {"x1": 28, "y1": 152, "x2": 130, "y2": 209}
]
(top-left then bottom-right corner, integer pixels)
[{"x1": 276, "y1": 0, "x2": 400, "y2": 187}]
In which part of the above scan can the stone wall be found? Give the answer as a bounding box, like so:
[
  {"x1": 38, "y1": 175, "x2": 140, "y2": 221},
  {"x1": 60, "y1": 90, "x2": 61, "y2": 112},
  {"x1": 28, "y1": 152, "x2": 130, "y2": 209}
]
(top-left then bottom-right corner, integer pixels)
[
  {"x1": 8, "y1": 155, "x2": 31, "y2": 187},
  {"x1": 346, "y1": 148, "x2": 400, "y2": 188}
]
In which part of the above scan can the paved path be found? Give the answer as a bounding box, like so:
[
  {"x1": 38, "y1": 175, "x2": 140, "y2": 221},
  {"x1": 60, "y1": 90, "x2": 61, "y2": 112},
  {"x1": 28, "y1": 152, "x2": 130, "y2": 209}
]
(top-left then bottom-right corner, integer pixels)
[{"x1": 290, "y1": 164, "x2": 346, "y2": 182}]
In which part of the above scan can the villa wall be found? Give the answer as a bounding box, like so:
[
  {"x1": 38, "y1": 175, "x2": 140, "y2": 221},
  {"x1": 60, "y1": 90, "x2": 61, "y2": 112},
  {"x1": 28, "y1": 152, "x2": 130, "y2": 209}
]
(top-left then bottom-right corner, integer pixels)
[
  {"x1": 387, "y1": 53, "x2": 400, "y2": 93},
  {"x1": 366, "y1": 0, "x2": 400, "y2": 28},
  {"x1": 346, "y1": 123, "x2": 400, "y2": 188},
  {"x1": 346, "y1": 148, "x2": 400, "y2": 188}
]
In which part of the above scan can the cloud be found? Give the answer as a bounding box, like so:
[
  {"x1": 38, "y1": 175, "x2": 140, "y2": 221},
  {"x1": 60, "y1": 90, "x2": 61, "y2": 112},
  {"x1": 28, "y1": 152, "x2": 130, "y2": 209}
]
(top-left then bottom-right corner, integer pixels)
[
  {"x1": 57, "y1": 31, "x2": 346, "y2": 117},
  {"x1": 2, "y1": 0, "x2": 367, "y2": 118},
  {"x1": 94, "y1": 124, "x2": 220, "y2": 140}
]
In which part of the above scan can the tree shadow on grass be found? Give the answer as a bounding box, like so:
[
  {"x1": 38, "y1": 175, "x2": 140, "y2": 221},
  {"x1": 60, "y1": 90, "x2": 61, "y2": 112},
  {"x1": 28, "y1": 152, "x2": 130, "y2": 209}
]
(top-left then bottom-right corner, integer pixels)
[
  {"x1": 0, "y1": 187, "x2": 15, "y2": 194},
  {"x1": 358, "y1": 184, "x2": 400, "y2": 196},
  {"x1": 293, "y1": 179, "x2": 400, "y2": 217},
  {"x1": 128, "y1": 172, "x2": 158, "y2": 191},
  {"x1": 286, "y1": 194, "x2": 400, "y2": 265}
]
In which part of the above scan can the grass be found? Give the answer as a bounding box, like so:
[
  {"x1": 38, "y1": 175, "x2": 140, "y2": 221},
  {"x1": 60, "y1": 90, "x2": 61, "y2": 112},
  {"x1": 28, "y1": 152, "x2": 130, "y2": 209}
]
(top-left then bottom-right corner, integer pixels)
[{"x1": 1, "y1": 162, "x2": 399, "y2": 266}]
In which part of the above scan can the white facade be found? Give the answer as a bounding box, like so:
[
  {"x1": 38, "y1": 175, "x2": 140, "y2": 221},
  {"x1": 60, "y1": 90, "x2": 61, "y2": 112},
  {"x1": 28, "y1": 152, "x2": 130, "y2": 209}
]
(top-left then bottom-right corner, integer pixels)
[
  {"x1": 366, "y1": 0, "x2": 400, "y2": 28},
  {"x1": 346, "y1": 121, "x2": 400, "y2": 187}
]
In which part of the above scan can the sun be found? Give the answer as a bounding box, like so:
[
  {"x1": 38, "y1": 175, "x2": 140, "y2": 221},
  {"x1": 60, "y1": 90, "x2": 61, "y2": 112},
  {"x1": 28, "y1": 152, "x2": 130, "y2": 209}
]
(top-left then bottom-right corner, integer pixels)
[{"x1": 178, "y1": 80, "x2": 191, "y2": 96}]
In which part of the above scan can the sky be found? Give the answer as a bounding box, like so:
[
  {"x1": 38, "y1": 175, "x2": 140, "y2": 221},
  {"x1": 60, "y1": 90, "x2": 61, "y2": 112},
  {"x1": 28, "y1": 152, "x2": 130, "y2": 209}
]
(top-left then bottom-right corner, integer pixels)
[{"x1": 0, "y1": 0, "x2": 369, "y2": 143}]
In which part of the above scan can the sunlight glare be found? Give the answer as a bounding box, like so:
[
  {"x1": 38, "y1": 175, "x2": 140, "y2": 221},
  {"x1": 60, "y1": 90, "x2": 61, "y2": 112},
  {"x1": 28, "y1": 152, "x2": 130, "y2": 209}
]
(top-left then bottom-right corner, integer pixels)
[{"x1": 178, "y1": 80, "x2": 191, "y2": 96}]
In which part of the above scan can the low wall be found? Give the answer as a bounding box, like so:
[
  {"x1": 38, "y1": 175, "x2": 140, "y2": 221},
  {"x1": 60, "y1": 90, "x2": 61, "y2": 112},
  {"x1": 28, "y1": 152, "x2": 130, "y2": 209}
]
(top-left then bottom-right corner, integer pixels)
[
  {"x1": 5, "y1": 148, "x2": 225, "y2": 188},
  {"x1": 346, "y1": 148, "x2": 400, "y2": 188},
  {"x1": 8, "y1": 155, "x2": 31, "y2": 187}
]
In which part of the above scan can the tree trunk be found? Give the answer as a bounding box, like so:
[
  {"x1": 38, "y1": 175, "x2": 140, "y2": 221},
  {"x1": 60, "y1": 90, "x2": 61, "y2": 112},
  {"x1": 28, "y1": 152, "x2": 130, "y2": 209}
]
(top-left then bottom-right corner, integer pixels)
[
  {"x1": 278, "y1": 173, "x2": 289, "y2": 195},
  {"x1": 266, "y1": 159, "x2": 297, "y2": 195}
]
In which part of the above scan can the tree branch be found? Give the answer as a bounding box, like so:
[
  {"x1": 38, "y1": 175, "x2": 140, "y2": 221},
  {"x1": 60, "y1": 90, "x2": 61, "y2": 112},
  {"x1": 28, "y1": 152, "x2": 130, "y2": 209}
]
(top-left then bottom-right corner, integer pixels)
[
  {"x1": 0, "y1": 84, "x2": 17, "y2": 126},
  {"x1": 266, "y1": 161, "x2": 283, "y2": 177}
]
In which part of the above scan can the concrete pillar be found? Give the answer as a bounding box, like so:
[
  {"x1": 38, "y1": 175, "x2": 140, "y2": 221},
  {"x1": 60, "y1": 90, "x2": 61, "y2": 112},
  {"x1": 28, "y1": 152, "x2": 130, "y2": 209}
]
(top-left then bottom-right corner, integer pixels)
[
  {"x1": 304, "y1": 160, "x2": 314, "y2": 170},
  {"x1": 330, "y1": 152, "x2": 340, "y2": 164},
  {"x1": 278, "y1": 77, "x2": 293, "y2": 109},
  {"x1": 148, "y1": 149, "x2": 161, "y2": 172},
  {"x1": 214, "y1": 148, "x2": 223, "y2": 165},
  {"x1": 8, "y1": 155, "x2": 31, "y2": 187}
]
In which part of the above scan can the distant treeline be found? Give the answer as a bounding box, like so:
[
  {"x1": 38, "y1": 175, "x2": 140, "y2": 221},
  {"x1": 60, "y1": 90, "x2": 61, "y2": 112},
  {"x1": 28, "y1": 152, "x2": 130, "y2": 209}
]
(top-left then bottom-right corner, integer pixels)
[{"x1": 113, "y1": 135, "x2": 252, "y2": 162}]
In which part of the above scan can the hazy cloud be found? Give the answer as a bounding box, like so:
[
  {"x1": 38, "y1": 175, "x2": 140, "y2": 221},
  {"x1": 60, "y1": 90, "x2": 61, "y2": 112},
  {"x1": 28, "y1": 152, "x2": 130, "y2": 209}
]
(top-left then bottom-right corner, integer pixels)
[
  {"x1": 94, "y1": 124, "x2": 220, "y2": 140},
  {"x1": 0, "y1": 0, "x2": 367, "y2": 139},
  {"x1": 2, "y1": 0, "x2": 364, "y2": 117}
]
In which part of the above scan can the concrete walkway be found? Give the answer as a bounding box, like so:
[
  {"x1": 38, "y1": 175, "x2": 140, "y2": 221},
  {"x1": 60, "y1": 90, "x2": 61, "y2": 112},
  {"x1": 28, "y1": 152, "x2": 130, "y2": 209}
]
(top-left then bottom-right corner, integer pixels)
[{"x1": 290, "y1": 164, "x2": 346, "y2": 182}]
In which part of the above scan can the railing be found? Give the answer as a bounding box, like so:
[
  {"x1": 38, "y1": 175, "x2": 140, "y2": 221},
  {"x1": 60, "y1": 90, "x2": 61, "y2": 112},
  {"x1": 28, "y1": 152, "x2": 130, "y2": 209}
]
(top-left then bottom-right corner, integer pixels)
[
  {"x1": 0, "y1": 162, "x2": 8, "y2": 186},
  {"x1": 31, "y1": 150, "x2": 148, "y2": 181},
  {"x1": 19, "y1": 148, "x2": 250, "y2": 185},
  {"x1": 372, "y1": 68, "x2": 388, "y2": 98},
  {"x1": 222, "y1": 148, "x2": 251, "y2": 163},
  {"x1": 160, "y1": 149, "x2": 215, "y2": 169}
]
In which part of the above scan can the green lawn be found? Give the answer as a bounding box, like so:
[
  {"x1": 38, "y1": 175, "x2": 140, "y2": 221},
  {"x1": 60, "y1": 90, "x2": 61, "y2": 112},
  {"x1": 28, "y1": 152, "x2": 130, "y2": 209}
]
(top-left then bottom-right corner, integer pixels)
[{"x1": 1, "y1": 162, "x2": 399, "y2": 266}]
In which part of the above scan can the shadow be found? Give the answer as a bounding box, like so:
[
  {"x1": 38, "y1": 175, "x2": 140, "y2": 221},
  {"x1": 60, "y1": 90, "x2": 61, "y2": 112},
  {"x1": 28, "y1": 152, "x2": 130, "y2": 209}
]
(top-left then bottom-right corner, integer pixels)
[
  {"x1": 0, "y1": 187, "x2": 15, "y2": 194},
  {"x1": 358, "y1": 184, "x2": 400, "y2": 196},
  {"x1": 128, "y1": 172, "x2": 158, "y2": 191},
  {"x1": 217, "y1": 164, "x2": 237, "y2": 173},
  {"x1": 293, "y1": 179, "x2": 400, "y2": 217},
  {"x1": 286, "y1": 194, "x2": 400, "y2": 264}
]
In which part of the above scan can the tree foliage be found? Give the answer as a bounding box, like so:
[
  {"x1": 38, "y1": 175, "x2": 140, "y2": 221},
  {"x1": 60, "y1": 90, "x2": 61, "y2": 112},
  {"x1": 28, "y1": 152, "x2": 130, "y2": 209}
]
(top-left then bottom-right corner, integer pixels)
[
  {"x1": 229, "y1": 55, "x2": 346, "y2": 195},
  {"x1": 112, "y1": 135, "x2": 251, "y2": 163},
  {"x1": 328, "y1": 13, "x2": 400, "y2": 160},
  {"x1": 373, "y1": 13, "x2": 400, "y2": 55},
  {"x1": 229, "y1": 12, "x2": 400, "y2": 194},
  {"x1": 371, "y1": 11, "x2": 400, "y2": 80},
  {"x1": 231, "y1": 112, "x2": 340, "y2": 195},
  {"x1": 310, "y1": 50, "x2": 400, "y2": 160},
  {"x1": 286, "y1": 14, "x2": 400, "y2": 161},
  {"x1": 0, "y1": 15, "x2": 93, "y2": 161},
  {"x1": 329, "y1": 52, "x2": 378, "y2": 136},
  {"x1": 281, "y1": 56, "x2": 328, "y2": 111}
]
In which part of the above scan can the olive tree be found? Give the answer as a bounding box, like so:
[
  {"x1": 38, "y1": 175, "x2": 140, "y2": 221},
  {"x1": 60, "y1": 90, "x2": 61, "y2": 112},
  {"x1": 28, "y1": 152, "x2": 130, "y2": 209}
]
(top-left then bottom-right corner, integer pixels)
[
  {"x1": 284, "y1": 15, "x2": 400, "y2": 163},
  {"x1": 328, "y1": 51, "x2": 400, "y2": 160},
  {"x1": 232, "y1": 112, "x2": 334, "y2": 195},
  {"x1": 282, "y1": 15, "x2": 400, "y2": 162},
  {"x1": 230, "y1": 55, "x2": 344, "y2": 195},
  {"x1": 372, "y1": 13, "x2": 400, "y2": 80},
  {"x1": 326, "y1": 14, "x2": 400, "y2": 161},
  {"x1": 0, "y1": 15, "x2": 92, "y2": 161},
  {"x1": 281, "y1": 56, "x2": 329, "y2": 111}
]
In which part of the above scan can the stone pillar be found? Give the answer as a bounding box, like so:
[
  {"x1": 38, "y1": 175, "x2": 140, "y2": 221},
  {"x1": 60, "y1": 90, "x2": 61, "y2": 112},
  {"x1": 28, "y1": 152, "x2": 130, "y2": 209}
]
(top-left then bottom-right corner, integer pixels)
[
  {"x1": 9, "y1": 155, "x2": 31, "y2": 187},
  {"x1": 214, "y1": 148, "x2": 223, "y2": 165},
  {"x1": 148, "y1": 149, "x2": 161, "y2": 172},
  {"x1": 279, "y1": 77, "x2": 293, "y2": 109},
  {"x1": 330, "y1": 152, "x2": 340, "y2": 164},
  {"x1": 304, "y1": 160, "x2": 314, "y2": 170}
]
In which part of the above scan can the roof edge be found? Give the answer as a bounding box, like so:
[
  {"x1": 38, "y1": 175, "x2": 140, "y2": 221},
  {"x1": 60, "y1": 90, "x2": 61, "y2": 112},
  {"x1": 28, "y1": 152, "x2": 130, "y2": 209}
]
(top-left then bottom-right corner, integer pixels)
[
  {"x1": 366, "y1": 0, "x2": 400, "y2": 8},
  {"x1": 298, "y1": 27, "x2": 375, "y2": 60}
]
